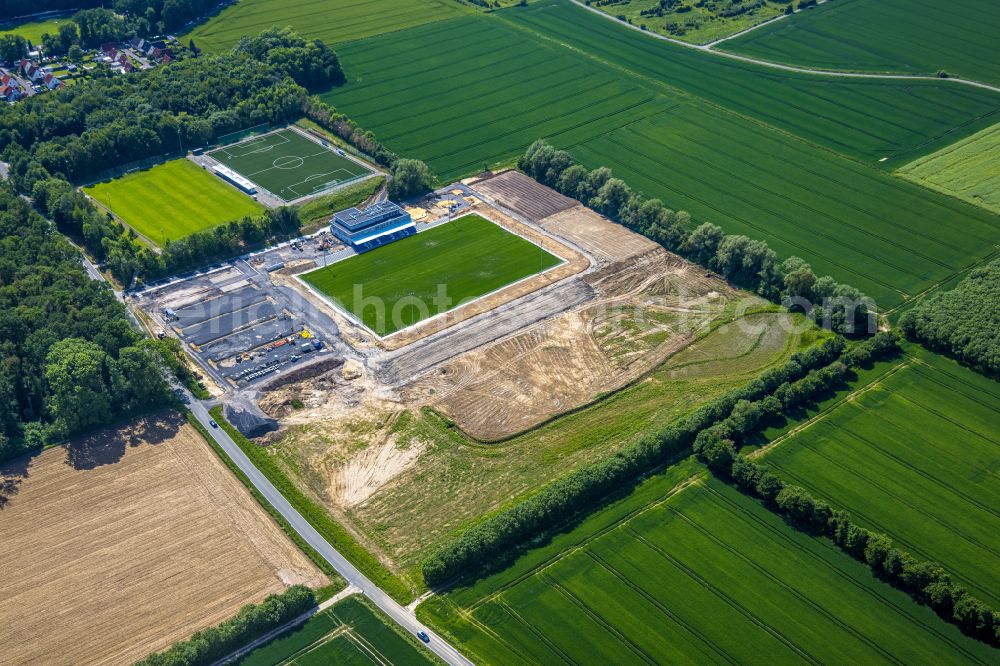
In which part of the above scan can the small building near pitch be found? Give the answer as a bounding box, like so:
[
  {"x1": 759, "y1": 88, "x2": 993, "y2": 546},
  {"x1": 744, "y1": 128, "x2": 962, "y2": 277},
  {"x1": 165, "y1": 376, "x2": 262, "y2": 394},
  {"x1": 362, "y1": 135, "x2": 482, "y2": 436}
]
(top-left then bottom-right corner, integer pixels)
[{"x1": 330, "y1": 201, "x2": 415, "y2": 252}]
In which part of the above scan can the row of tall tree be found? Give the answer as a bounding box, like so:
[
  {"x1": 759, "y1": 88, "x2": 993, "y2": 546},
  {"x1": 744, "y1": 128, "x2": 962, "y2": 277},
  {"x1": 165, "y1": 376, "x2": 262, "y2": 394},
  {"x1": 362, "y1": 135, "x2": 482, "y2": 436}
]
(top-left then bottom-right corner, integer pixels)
[
  {"x1": 30, "y1": 171, "x2": 305, "y2": 285},
  {"x1": 899, "y1": 258, "x2": 999, "y2": 378},
  {"x1": 693, "y1": 335, "x2": 1000, "y2": 647},
  {"x1": 0, "y1": 28, "x2": 345, "y2": 183},
  {"x1": 518, "y1": 140, "x2": 875, "y2": 335},
  {"x1": 422, "y1": 336, "x2": 849, "y2": 586},
  {"x1": 0, "y1": 182, "x2": 174, "y2": 465}
]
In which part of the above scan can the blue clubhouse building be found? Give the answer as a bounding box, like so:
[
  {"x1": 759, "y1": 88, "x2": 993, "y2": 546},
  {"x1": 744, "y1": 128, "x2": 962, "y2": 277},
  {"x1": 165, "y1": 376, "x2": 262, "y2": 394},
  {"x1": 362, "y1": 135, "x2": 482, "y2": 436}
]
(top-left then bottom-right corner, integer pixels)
[{"x1": 330, "y1": 201, "x2": 415, "y2": 252}]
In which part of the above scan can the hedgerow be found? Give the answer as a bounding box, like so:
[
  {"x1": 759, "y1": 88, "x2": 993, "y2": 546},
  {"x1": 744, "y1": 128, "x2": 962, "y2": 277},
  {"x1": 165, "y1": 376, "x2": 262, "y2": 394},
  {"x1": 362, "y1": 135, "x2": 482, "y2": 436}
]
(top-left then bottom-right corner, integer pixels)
[{"x1": 422, "y1": 336, "x2": 847, "y2": 586}]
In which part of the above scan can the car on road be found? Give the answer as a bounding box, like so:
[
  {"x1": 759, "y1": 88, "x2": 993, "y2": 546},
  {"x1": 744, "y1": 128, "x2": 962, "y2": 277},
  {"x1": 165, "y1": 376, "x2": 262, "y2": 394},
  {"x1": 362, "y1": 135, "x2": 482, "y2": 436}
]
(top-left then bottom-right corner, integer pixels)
[
  {"x1": 417, "y1": 630, "x2": 430, "y2": 643},
  {"x1": 209, "y1": 419, "x2": 218, "y2": 428}
]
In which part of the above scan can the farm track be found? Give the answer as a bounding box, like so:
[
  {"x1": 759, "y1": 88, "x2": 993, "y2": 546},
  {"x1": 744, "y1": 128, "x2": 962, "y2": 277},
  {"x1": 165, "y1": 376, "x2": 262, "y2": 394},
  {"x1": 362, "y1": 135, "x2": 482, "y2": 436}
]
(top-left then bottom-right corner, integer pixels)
[
  {"x1": 661, "y1": 506, "x2": 897, "y2": 663},
  {"x1": 570, "y1": 0, "x2": 1000, "y2": 93},
  {"x1": 585, "y1": 550, "x2": 740, "y2": 664}
]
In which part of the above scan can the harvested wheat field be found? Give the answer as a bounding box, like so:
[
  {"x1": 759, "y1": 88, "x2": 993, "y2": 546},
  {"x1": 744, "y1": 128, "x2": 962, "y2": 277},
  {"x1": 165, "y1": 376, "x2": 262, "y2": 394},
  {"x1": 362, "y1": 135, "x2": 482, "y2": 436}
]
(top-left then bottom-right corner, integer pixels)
[{"x1": 0, "y1": 411, "x2": 325, "y2": 666}]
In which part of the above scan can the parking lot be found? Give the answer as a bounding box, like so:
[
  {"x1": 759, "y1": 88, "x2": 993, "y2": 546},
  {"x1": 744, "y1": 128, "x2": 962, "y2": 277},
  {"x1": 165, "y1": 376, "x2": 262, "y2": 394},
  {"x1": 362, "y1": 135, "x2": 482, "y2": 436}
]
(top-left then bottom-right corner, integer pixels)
[
  {"x1": 129, "y1": 181, "x2": 485, "y2": 393},
  {"x1": 132, "y1": 235, "x2": 348, "y2": 389}
]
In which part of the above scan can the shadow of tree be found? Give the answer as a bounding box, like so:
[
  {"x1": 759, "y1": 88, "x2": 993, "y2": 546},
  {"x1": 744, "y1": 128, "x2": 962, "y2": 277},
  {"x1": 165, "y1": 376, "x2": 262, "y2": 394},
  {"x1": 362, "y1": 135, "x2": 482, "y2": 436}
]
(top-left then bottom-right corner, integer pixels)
[
  {"x1": 64, "y1": 410, "x2": 186, "y2": 471},
  {"x1": 0, "y1": 455, "x2": 31, "y2": 510}
]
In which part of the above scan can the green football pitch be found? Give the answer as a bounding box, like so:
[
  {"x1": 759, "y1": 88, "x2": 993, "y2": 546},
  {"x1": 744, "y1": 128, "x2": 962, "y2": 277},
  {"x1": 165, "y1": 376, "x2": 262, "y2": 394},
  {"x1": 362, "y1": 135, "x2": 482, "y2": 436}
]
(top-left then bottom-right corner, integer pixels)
[
  {"x1": 208, "y1": 128, "x2": 372, "y2": 203},
  {"x1": 301, "y1": 214, "x2": 562, "y2": 336},
  {"x1": 84, "y1": 158, "x2": 264, "y2": 247}
]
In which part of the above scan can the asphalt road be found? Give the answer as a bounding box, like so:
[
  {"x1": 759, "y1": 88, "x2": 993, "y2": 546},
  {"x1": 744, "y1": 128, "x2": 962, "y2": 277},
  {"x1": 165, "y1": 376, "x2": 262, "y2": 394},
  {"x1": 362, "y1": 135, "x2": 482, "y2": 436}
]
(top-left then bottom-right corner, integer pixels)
[
  {"x1": 570, "y1": 0, "x2": 1000, "y2": 94},
  {"x1": 187, "y1": 399, "x2": 474, "y2": 666}
]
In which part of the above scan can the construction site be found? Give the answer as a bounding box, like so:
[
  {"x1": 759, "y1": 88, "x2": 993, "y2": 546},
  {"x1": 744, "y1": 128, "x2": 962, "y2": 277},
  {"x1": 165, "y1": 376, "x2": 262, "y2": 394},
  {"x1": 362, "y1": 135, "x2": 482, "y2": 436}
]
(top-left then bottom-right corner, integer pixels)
[{"x1": 131, "y1": 171, "x2": 801, "y2": 572}]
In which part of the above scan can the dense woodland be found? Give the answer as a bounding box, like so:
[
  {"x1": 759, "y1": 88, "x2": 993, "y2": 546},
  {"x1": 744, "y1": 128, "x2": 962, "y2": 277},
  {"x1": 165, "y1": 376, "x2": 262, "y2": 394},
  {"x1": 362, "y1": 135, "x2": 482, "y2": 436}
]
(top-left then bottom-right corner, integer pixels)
[
  {"x1": 518, "y1": 140, "x2": 874, "y2": 335},
  {"x1": 0, "y1": 182, "x2": 173, "y2": 465},
  {"x1": 900, "y1": 259, "x2": 1000, "y2": 377}
]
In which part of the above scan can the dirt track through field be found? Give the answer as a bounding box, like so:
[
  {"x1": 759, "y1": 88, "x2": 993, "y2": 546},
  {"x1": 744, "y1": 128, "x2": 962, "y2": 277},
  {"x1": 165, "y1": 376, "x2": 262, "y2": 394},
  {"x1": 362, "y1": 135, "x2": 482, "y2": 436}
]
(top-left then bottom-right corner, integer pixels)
[{"x1": 0, "y1": 411, "x2": 324, "y2": 666}]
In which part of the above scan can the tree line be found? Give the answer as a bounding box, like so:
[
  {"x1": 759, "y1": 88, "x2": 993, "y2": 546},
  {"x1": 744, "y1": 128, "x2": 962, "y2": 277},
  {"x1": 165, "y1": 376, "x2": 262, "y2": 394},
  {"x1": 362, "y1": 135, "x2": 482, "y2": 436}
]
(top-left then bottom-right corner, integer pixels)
[
  {"x1": 900, "y1": 258, "x2": 999, "y2": 378},
  {"x1": 136, "y1": 585, "x2": 316, "y2": 666},
  {"x1": 518, "y1": 140, "x2": 875, "y2": 335},
  {"x1": 422, "y1": 335, "x2": 853, "y2": 587},
  {"x1": 0, "y1": 181, "x2": 174, "y2": 465},
  {"x1": 1, "y1": 28, "x2": 338, "y2": 185},
  {"x1": 693, "y1": 334, "x2": 1000, "y2": 647}
]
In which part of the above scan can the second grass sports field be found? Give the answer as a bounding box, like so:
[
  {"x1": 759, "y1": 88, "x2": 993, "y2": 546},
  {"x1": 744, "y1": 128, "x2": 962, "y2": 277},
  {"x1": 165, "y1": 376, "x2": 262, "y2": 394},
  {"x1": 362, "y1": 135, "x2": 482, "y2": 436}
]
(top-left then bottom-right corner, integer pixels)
[{"x1": 208, "y1": 128, "x2": 373, "y2": 202}]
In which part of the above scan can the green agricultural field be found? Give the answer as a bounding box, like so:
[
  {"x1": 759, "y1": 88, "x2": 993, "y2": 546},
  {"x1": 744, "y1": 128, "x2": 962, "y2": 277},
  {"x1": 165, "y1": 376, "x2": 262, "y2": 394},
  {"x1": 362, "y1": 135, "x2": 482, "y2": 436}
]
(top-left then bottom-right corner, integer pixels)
[
  {"x1": 236, "y1": 595, "x2": 434, "y2": 665},
  {"x1": 301, "y1": 214, "x2": 560, "y2": 336},
  {"x1": 209, "y1": 129, "x2": 373, "y2": 203},
  {"x1": 84, "y1": 159, "x2": 263, "y2": 247},
  {"x1": 504, "y1": 1, "x2": 1000, "y2": 166},
  {"x1": 899, "y1": 121, "x2": 1000, "y2": 215},
  {"x1": 328, "y1": 2, "x2": 1000, "y2": 308},
  {"x1": 760, "y1": 348, "x2": 1000, "y2": 608},
  {"x1": 0, "y1": 16, "x2": 70, "y2": 44},
  {"x1": 422, "y1": 474, "x2": 995, "y2": 664},
  {"x1": 590, "y1": 0, "x2": 784, "y2": 44},
  {"x1": 275, "y1": 311, "x2": 808, "y2": 573},
  {"x1": 183, "y1": 0, "x2": 472, "y2": 51},
  {"x1": 721, "y1": 0, "x2": 1000, "y2": 87}
]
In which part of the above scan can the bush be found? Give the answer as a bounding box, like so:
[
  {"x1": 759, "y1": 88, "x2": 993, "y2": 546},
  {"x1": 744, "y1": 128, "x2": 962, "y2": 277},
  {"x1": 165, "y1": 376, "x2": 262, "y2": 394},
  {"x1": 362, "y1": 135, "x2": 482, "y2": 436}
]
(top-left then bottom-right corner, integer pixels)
[{"x1": 387, "y1": 159, "x2": 434, "y2": 200}]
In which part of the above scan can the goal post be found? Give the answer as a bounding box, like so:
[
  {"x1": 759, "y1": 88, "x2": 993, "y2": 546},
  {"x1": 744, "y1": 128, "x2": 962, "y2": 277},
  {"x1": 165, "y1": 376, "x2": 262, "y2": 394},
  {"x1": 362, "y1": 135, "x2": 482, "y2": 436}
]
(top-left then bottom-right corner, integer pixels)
[{"x1": 215, "y1": 123, "x2": 271, "y2": 148}]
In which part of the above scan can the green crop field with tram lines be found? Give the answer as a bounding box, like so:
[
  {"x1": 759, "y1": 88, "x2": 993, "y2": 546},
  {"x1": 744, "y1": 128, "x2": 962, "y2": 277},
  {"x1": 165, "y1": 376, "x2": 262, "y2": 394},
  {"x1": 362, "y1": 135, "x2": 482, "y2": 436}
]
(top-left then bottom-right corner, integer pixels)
[{"x1": 324, "y1": 1, "x2": 1000, "y2": 309}]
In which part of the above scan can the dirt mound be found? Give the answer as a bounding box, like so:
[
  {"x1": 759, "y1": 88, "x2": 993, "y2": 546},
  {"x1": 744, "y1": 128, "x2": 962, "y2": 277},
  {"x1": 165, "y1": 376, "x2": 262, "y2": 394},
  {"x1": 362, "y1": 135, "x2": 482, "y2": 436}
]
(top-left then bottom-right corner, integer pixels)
[
  {"x1": 404, "y1": 249, "x2": 736, "y2": 440},
  {"x1": 330, "y1": 432, "x2": 427, "y2": 507}
]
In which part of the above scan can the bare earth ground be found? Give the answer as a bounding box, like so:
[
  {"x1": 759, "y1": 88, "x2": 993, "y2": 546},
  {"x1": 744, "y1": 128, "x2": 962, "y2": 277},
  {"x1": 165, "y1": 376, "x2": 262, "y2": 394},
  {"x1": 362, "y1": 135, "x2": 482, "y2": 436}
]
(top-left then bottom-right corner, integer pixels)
[
  {"x1": 404, "y1": 248, "x2": 733, "y2": 440},
  {"x1": 241, "y1": 173, "x2": 807, "y2": 575},
  {"x1": 0, "y1": 411, "x2": 325, "y2": 666},
  {"x1": 257, "y1": 219, "x2": 794, "y2": 571},
  {"x1": 539, "y1": 204, "x2": 660, "y2": 265},
  {"x1": 473, "y1": 170, "x2": 577, "y2": 220}
]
